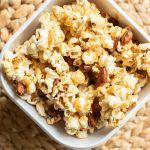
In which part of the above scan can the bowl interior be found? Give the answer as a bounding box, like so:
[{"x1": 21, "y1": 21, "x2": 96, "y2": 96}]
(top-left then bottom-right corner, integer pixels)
[{"x1": 0, "y1": 0, "x2": 150, "y2": 149}]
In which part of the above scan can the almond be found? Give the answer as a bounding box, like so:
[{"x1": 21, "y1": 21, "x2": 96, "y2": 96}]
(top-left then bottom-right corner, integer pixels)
[
  {"x1": 121, "y1": 30, "x2": 133, "y2": 44},
  {"x1": 16, "y1": 82, "x2": 26, "y2": 95},
  {"x1": 47, "y1": 105, "x2": 63, "y2": 117},
  {"x1": 92, "y1": 98, "x2": 101, "y2": 117},
  {"x1": 95, "y1": 67, "x2": 108, "y2": 88},
  {"x1": 64, "y1": 57, "x2": 73, "y2": 66},
  {"x1": 87, "y1": 112, "x2": 97, "y2": 127},
  {"x1": 112, "y1": 37, "x2": 119, "y2": 48},
  {"x1": 53, "y1": 78, "x2": 60, "y2": 86},
  {"x1": 82, "y1": 65, "x2": 92, "y2": 73}
]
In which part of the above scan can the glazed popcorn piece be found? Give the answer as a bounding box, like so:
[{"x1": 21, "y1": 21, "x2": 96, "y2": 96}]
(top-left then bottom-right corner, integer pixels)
[{"x1": 2, "y1": 0, "x2": 150, "y2": 138}]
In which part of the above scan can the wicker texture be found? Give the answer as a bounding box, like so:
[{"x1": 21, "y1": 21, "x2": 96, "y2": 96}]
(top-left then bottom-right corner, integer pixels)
[{"x1": 0, "y1": 0, "x2": 150, "y2": 149}]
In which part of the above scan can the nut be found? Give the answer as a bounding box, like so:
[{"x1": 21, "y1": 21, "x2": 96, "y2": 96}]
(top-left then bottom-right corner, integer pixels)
[
  {"x1": 92, "y1": 98, "x2": 101, "y2": 117},
  {"x1": 95, "y1": 67, "x2": 108, "y2": 88},
  {"x1": 121, "y1": 30, "x2": 133, "y2": 44},
  {"x1": 108, "y1": 17, "x2": 119, "y2": 26},
  {"x1": 112, "y1": 37, "x2": 119, "y2": 48},
  {"x1": 87, "y1": 112, "x2": 97, "y2": 127},
  {"x1": 81, "y1": 65, "x2": 92, "y2": 73},
  {"x1": 47, "y1": 105, "x2": 63, "y2": 117},
  {"x1": 16, "y1": 82, "x2": 26, "y2": 95},
  {"x1": 64, "y1": 57, "x2": 73, "y2": 66},
  {"x1": 53, "y1": 78, "x2": 60, "y2": 86}
]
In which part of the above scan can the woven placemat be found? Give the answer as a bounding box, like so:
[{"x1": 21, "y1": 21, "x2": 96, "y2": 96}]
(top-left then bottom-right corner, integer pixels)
[{"x1": 0, "y1": 0, "x2": 150, "y2": 150}]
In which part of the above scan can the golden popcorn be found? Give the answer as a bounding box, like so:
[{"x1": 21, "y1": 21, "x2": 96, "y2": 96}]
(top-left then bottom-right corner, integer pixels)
[
  {"x1": 2, "y1": 0, "x2": 150, "y2": 138},
  {"x1": 71, "y1": 70, "x2": 85, "y2": 85},
  {"x1": 82, "y1": 50, "x2": 97, "y2": 65}
]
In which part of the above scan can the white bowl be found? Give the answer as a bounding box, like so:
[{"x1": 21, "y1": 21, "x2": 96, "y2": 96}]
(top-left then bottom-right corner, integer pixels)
[{"x1": 0, "y1": 0, "x2": 150, "y2": 149}]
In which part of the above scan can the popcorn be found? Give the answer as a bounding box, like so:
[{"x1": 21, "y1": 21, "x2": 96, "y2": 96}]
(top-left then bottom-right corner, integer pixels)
[
  {"x1": 71, "y1": 70, "x2": 85, "y2": 85},
  {"x1": 99, "y1": 53, "x2": 117, "y2": 75},
  {"x1": 38, "y1": 68, "x2": 59, "y2": 94},
  {"x1": 3, "y1": 51, "x2": 14, "y2": 60},
  {"x1": 69, "y1": 45, "x2": 82, "y2": 59},
  {"x1": 79, "y1": 116, "x2": 88, "y2": 128},
  {"x1": 58, "y1": 42, "x2": 70, "y2": 57},
  {"x1": 74, "y1": 97, "x2": 87, "y2": 112},
  {"x1": 22, "y1": 76, "x2": 36, "y2": 94},
  {"x1": 145, "y1": 51, "x2": 150, "y2": 63},
  {"x1": 36, "y1": 101, "x2": 46, "y2": 117},
  {"x1": 109, "y1": 26, "x2": 123, "y2": 37},
  {"x1": 138, "y1": 43, "x2": 150, "y2": 51},
  {"x1": 2, "y1": 0, "x2": 150, "y2": 138},
  {"x1": 48, "y1": 27, "x2": 65, "y2": 45},
  {"x1": 105, "y1": 95, "x2": 122, "y2": 109},
  {"x1": 82, "y1": 50, "x2": 97, "y2": 65},
  {"x1": 39, "y1": 50, "x2": 52, "y2": 63},
  {"x1": 65, "y1": 115, "x2": 80, "y2": 135},
  {"x1": 112, "y1": 85, "x2": 127, "y2": 100},
  {"x1": 37, "y1": 29, "x2": 49, "y2": 49},
  {"x1": 102, "y1": 36, "x2": 114, "y2": 49},
  {"x1": 39, "y1": 12, "x2": 51, "y2": 28},
  {"x1": 67, "y1": 84, "x2": 79, "y2": 96},
  {"x1": 49, "y1": 51, "x2": 69, "y2": 74},
  {"x1": 111, "y1": 109, "x2": 125, "y2": 120},
  {"x1": 122, "y1": 74, "x2": 138, "y2": 90},
  {"x1": 52, "y1": 6, "x2": 65, "y2": 22},
  {"x1": 76, "y1": 130, "x2": 88, "y2": 138}
]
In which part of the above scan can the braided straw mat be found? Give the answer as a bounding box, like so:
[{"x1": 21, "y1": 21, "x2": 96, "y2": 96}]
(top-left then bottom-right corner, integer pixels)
[{"x1": 0, "y1": 0, "x2": 150, "y2": 150}]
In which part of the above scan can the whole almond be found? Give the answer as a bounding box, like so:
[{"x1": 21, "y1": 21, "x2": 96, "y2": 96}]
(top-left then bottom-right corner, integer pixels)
[
  {"x1": 47, "y1": 105, "x2": 63, "y2": 117},
  {"x1": 87, "y1": 112, "x2": 97, "y2": 127},
  {"x1": 16, "y1": 82, "x2": 26, "y2": 95},
  {"x1": 112, "y1": 37, "x2": 119, "y2": 48},
  {"x1": 95, "y1": 67, "x2": 108, "y2": 88},
  {"x1": 53, "y1": 78, "x2": 60, "y2": 86},
  {"x1": 121, "y1": 30, "x2": 133, "y2": 44},
  {"x1": 92, "y1": 98, "x2": 101, "y2": 116},
  {"x1": 82, "y1": 65, "x2": 92, "y2": 73}
]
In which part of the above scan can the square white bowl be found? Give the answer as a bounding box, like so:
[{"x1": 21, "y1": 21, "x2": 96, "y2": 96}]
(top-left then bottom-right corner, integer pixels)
[{"x1": 0, "y1": 0, "x2": 150, "y2": 149}]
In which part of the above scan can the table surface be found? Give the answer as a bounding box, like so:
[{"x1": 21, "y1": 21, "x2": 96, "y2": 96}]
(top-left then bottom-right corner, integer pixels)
[{"x1": 0, "y1": 0, "x2": 150, "y2": 150}]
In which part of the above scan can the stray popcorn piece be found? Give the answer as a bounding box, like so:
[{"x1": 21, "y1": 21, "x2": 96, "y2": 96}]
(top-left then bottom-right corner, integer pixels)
[{"x1": 2, "y1": 0, "x2": 150, "y2": 138}]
